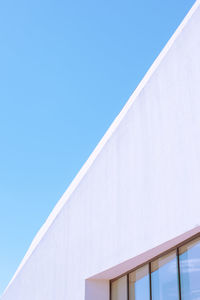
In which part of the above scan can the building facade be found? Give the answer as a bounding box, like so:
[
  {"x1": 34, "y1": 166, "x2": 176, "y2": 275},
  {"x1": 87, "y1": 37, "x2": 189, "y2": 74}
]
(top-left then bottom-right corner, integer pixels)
[{"x1": 2, "y1": 1, "x2": 200, "y2": 299}]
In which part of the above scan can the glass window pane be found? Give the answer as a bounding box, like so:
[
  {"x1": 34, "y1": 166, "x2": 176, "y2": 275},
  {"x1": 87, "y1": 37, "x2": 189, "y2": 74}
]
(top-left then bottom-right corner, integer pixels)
[
  {"x1": 151, "y1": 251, "x2": 179, "y2": 300},
  {"x1": 111, "y1": 275, "x2": 127, "y2": 300},
  {"x1": 179, "y1": 237, "x2": 200, "y2": 300},
  {"x1": 129, "y1": 264, "x2": 150, "y2": 300}
]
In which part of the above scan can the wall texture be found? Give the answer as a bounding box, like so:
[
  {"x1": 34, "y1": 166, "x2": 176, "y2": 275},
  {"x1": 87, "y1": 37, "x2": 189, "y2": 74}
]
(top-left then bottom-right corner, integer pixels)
[{"x1": 2, "y1": 1, "x2": 200, "y2": 299}]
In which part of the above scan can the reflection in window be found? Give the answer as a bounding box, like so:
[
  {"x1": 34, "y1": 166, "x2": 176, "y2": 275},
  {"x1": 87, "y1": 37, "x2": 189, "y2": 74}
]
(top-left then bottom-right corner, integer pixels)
[
  {"x1": 111, "y1": 275, "x2": 127, "y2": 300},
  {"x1": 179, "y1": 237, "x2": 200, "y2": 300},
  {"x1": 151, "y1": 251, "x2": 179, "y2": 300},
  {"x1": 129, "y1": 264, "x2": 150, "y2": 300}
]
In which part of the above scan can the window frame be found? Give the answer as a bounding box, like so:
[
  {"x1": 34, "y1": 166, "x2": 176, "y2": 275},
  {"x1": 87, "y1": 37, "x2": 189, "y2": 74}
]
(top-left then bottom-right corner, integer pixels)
[{"x1": 110, "y1": 233, "x2": 200, "y2": 300}]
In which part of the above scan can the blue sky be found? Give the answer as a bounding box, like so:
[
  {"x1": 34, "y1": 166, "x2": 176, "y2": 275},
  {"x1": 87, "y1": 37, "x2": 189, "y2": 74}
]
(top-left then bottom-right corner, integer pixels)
[{"x1": 0, "y1": 0, "x2": 196, "y2": 295}]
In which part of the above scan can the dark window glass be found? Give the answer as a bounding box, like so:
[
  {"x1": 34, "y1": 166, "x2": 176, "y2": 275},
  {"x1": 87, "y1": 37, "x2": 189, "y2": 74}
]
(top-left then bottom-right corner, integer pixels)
[
  {"x1": 151, "y1": 251, "x2": 179, "y2": 300},
  {"x1": 179, "y1": 237, "x2": 200, "y2": 300}
]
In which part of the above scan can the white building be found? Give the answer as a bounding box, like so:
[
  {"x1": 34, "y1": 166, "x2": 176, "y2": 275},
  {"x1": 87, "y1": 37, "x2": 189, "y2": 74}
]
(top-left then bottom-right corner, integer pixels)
[{"x1": 2, "y1": 1, "x2": 200, "y2": 299}]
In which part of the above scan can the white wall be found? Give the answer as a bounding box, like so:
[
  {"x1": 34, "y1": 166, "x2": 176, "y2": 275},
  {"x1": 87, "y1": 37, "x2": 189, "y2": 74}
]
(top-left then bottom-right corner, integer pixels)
[{"x1": 2, "y1": 1, "x2": 200, "y2": 299}]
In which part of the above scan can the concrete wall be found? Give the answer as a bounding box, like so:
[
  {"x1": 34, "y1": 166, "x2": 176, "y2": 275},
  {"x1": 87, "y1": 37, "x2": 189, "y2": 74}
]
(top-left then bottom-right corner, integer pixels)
[{"x1": 2, "y1": 1, "x2": 200, "y2": 299}]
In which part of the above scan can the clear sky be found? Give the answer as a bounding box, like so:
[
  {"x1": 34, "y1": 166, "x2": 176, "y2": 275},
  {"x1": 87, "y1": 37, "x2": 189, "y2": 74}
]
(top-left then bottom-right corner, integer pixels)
[{"x1": 0, "y1": 0, "x2": 196, "y2": 295}]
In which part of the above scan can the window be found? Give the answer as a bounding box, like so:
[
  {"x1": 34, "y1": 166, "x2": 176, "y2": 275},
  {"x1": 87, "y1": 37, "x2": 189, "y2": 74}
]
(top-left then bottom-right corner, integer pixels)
[
  {"x1": 110, "y1": 236, "x2": 200, "y2": 300},
  {"x1": 111, "y1": 275, "x2": 127, "y2": 300},
  {"x1": 129, "y1": 264, "x2": 150, "y2": 300},
  {"x1": 179, "y1": 237, "x2": 200, "y2": 300},
  {"x1": 151, "y1": 251, "x2": 179, "y2": 300}
]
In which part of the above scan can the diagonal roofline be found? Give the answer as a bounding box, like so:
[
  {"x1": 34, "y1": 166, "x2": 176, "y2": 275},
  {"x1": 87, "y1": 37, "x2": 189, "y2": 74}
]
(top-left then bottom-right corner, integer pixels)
[{"x1": 3, "y1": 0, "x2": 200, "y2": 296}]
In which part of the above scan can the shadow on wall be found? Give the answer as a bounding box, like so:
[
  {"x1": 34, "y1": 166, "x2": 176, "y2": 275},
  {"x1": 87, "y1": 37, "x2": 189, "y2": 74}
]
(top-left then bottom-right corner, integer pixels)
[{"x1": 85, "y1": 279, "x2": 109, "y2": 300}]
